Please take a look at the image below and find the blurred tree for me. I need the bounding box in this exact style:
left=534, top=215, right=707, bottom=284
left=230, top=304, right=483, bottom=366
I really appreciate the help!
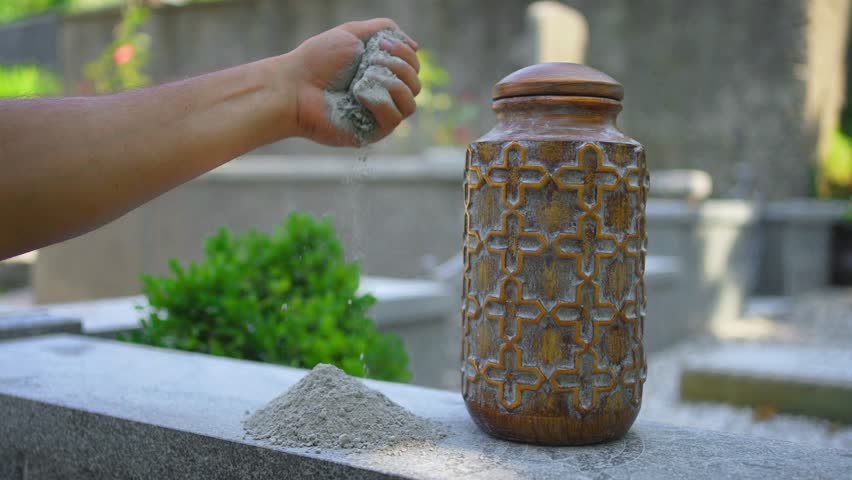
left=818, top=130, right=852, bottom=199
left=69, top=0, right=223, bottom=13
left=842, top=9, right=852, bottom=137
left=394, top=50, right=479, bottom=147
left=82, top=2, right=150, bottom=94
left=814, top=9, right=851, bottom=199
left=0, top=0, right=70, bottom=24
left=0, top=65, right=61, bottom=98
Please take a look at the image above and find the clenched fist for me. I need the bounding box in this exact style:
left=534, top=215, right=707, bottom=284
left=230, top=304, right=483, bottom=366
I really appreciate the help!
left=272, top=18, right=421, bottom=146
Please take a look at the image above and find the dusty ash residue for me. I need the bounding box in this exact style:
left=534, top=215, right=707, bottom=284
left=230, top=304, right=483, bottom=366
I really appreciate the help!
left=325, top=29, right=407, bottom=146
left=244, top=363, right=445, bottom=451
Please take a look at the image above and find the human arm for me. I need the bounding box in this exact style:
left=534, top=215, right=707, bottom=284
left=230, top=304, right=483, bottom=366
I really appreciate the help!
left=0, top=18, right=420, bottom=260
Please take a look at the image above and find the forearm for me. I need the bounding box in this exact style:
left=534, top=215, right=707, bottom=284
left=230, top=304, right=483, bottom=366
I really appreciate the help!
left=0, top=55, right=294, bottom=259
left=0, top=18, right=420, bottom=260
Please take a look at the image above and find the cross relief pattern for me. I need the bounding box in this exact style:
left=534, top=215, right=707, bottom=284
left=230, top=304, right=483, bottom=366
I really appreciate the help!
left=485, top=142, right=549, bottom=208
left=463, top=141, right=648, bottom=413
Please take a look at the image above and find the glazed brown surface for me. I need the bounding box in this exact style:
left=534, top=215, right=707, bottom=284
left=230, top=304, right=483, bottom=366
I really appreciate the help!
left=465, top=392, right=638, bottom=446
left=492, top=63, right=624, bottom=101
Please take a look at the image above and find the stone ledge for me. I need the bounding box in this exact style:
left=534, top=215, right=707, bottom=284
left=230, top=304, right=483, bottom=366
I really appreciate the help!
left=681, top=343, right=852, bottom=423
left=0, top=311, right=81, bottom=340
left=0, top=252, right=33, bottom=291
left=646, top=199, right=759, bottom=225
left=763, top=200, right=849, bottom=222
left=5, top=275, right=455, bottom=337
left=1, top=335, right=850, bottom=479
left=203, top=153, right=461, bottom=183
left=649, top=169, right=713, bottom=200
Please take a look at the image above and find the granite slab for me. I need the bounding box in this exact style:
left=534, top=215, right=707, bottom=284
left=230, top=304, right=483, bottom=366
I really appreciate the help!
left=0, top=311, right=81, bottom=340
left=681, top=343, right=852, bottom=423
left=1, top=335, right=850, bottom=479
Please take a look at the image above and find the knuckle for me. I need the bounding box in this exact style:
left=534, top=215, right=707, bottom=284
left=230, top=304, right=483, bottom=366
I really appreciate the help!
left=376, top=17, right=398, bottom=27
left=397, top=95, right=414, bottom=117
left=403, top=103, right=415, bottom=118
left=377, top=107, right=401, bottom=127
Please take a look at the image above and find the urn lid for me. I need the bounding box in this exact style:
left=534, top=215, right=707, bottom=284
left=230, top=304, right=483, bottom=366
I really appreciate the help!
left=492, top=63, right=624, bottom=101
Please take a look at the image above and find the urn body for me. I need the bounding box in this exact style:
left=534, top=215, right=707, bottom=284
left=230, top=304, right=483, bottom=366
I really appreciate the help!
left=462, top=63, right=649, bottom=445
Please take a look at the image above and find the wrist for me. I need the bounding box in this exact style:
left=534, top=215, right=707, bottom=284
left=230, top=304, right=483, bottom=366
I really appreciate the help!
left=253, top=52, right=303, bottom=141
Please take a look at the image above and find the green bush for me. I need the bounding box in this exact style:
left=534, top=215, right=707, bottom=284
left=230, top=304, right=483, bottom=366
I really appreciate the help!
left=0, top=65, right=62, bottom=98
left=125, top=213, right=411, bottom=382
left=0, top=0, right=69, bottom=24
left=817, top=130, right=852, bottom=199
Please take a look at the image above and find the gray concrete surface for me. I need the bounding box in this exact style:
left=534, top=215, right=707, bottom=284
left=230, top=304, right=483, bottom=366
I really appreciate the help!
left=642, top=339, right=852, bottom=450
left=0, top=311, right=80, bottom=341
left=2, top=335, right=851, bottom=479
left=630, top=256, right=683, bottom=352
left=757, top=200, right=850, bottom=296
left=647, top=290, right=852, bottom=442
left=711, top=289, right=852, bottom=347
left=645, top=199, right=760, bottom=336
left=650, top=170, right=713, bottom=201
left=0, top=252, right=34, bottom=292
left=681, top=343, right=852, bottom=423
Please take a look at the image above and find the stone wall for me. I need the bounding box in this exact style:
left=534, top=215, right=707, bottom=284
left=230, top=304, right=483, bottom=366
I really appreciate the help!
left=563, top=0, right=850, bottom=199
left=0, top=12, right=60, bottom=68
left=3, top=0, right=846, bottom=198
left=0, top=0, right=850, bottom=199
left=58, top=0, right=532, bottom=156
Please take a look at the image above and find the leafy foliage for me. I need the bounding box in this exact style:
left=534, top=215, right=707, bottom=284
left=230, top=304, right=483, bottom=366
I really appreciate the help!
left=0, top=0, right=69, bottom=24
left=817, top=130, right=852, bottom=199
left=394, top=49, right=480, bottom=147
left=68, top=0, right=223, bottom=14
left=0, top=65, right=61, bottom=98
left=125, top=213, right=411, bottom=382
left=82, top=3, right=150, bottom=94
left=842, top=204, right=852, bottom=224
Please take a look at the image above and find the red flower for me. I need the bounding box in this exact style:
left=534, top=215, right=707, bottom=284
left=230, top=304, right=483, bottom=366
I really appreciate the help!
left=113, top=44, right=135, bottom=66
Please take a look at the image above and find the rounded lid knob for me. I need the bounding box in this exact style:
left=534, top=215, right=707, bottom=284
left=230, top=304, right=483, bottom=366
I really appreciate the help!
left=492, top=63, right=624, bottom=101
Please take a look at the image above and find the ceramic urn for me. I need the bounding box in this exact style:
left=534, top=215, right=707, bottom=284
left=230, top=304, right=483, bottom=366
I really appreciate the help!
left=462, top=63, right=649, bottom=445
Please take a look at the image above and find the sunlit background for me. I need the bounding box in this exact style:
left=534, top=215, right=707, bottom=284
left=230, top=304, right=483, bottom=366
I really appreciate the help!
left=1, top=0, right=851, bottom=451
